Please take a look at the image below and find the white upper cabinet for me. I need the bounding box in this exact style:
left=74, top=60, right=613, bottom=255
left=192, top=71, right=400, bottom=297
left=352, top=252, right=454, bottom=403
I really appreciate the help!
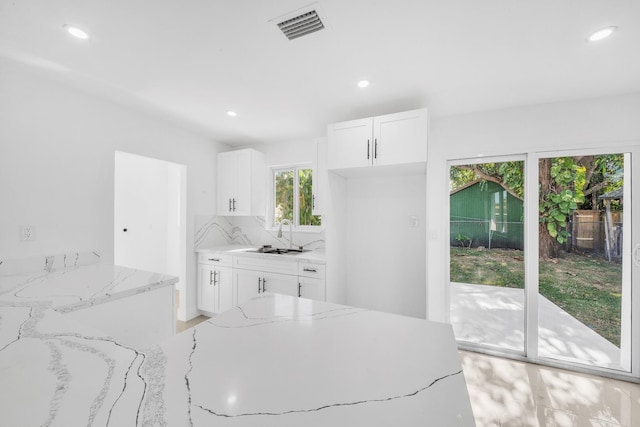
left=327, top=108, right=428, bottom=173
left=372, top=109, right=428, bottom=167
left=217, top=149, right=266, bottom=216
left=327, top=117, right=373, bottom=170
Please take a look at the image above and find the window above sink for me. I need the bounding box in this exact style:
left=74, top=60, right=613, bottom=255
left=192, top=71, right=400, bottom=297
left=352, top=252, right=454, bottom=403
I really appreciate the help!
left=267, top=163, right=322, bottom=232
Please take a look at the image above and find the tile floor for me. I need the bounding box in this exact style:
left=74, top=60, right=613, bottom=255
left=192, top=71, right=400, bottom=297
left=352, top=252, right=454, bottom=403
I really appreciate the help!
left=461, top=350, right=640, bottom=426
left=175, top=317, right=640, bottom=426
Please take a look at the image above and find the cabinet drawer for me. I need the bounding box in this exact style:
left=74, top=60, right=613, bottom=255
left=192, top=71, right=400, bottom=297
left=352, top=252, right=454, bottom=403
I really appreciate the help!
left=298, top=262, right=326, bottom=279
left=233, top=255, right=298, bottom=275
left=199, top=253, right=232, bottom=266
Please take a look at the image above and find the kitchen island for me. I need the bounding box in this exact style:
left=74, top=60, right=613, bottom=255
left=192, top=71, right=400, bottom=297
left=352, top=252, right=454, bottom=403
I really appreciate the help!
left=1, top=286, right=474, bottom=425
left=0, top=253, right=178, bottom=349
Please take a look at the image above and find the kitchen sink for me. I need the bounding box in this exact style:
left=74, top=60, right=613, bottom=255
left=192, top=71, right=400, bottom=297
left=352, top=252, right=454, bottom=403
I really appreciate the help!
left=246, top=245, right=309, bottom=255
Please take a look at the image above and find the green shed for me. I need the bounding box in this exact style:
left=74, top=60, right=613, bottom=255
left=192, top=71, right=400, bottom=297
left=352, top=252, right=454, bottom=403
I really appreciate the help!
left=450, top=180, right=524, bottom=250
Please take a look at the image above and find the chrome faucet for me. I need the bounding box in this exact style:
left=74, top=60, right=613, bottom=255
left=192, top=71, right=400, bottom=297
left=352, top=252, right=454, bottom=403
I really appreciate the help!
left=277, top=219, right=293, bottom=249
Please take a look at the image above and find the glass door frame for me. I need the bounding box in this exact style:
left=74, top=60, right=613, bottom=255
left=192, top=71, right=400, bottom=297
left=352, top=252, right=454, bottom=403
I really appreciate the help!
left=447, top=144, right=640, bottom=382
left=446, top=153, right=529, bottom=360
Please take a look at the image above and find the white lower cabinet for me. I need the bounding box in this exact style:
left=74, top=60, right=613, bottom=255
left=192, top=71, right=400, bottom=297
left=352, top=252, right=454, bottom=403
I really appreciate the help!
left=235, top=268, right=298, bottom=305
left=298, top=261, right=326, bottom=300
left=199, top=252, right=326, bottom=311
left=298, top=277, right=325, bottom=300
left=198, top=264, right=233, bottom=314
left=235, top=269, right=262, bottom=305
left=197, top=253, right=233, bottom=314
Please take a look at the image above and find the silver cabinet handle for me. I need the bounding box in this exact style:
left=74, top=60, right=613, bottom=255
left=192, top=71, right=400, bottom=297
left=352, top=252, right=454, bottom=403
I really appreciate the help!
left=232, top=198, right=236, bottom=211
left=208, top=258, right=221, bottom=262
left=209, top=270, right=214, bottom=286
left=258, top=277, right=262, bottom=293
left=228, top=198, right=232, bottom=212
left=298, top=282, right=302, bottom=298
left=303, top=268, right=317, bottom=273
left=262, top=278, right=266, bottom=292
left=374, top=138, right=378, bottom=159
left=213, top=270, right=218, bottom=286
left=367, top=139, right=370, bottom=159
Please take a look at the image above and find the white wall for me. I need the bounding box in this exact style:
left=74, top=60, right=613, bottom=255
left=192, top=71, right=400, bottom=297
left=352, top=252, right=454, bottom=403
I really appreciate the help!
left=427, top=92, right=640, bottom=322
left=325, top=172, right=347, bottom=304
left=345, top=174, right=426, bottom=318
left=0, top=60, right=227, bottom=320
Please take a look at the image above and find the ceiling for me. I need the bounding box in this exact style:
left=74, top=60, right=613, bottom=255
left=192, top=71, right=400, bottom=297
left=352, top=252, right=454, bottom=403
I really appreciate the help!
left=1, top=1, right=639, bottom=146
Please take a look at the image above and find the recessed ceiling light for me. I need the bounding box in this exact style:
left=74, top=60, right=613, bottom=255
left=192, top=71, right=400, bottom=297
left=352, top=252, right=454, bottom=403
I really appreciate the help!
left=226, top=110, right=238, bottom=117
left=588, top=26, right=617, bottom=42
left=63, top=24, right=89, bottom=40
left=357, top=80, right=370, bottom=88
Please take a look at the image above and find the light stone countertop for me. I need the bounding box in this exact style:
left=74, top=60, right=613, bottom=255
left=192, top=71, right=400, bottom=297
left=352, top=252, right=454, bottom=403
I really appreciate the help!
left=0, top=292, right=474, bottom=426
left=196, top=245, right=326, bottom=264
left=0, top=262, right=178, bottom=314
left=0, top=260, right=178, bottom=426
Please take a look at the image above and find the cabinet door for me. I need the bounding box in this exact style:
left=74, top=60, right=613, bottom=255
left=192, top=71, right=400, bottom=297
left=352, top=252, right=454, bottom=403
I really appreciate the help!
left=217, top=266, right=233, bottom=313
left=233, top=149, right=252, bottom=216
left=198, top=265, right=217, bottom=312
left=327, top=117, right=373, bottom=170
left=235, top=269, right=262, bottom=306
left=299, top=277, right=326, bottom=301
left=217, top=152, right=236, bottom=215
left=372, top=108, right=428, bottom=167
left=262, top=271, right=298, bottom=298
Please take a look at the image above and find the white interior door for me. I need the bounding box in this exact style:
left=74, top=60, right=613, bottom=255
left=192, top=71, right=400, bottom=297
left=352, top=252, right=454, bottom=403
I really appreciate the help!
left=114, top=151, right=187, bottom=319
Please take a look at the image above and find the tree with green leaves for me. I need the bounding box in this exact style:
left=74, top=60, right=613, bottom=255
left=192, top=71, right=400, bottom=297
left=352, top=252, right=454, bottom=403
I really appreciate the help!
left=451, top=154, right=623, bottom=259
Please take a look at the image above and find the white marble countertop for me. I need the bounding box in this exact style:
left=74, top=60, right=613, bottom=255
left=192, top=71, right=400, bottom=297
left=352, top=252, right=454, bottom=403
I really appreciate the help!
left=0, top=293, right=474, bottom=427
left=196, top=245, right=326, bottom=263
left=0, top=293, right=474, bottom=426
left=0, top=263, right=178, bottom=314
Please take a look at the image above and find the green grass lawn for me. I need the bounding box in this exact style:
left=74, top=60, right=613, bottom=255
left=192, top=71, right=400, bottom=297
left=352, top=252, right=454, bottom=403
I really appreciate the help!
left=450, top=247, right=622, bottom=346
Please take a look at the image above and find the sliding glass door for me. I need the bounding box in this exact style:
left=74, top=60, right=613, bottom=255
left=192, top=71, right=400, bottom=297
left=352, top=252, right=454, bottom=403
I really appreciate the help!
left=534, top=151, right=632, bottom=371
left=449, top=157, right=526, bottom=354
left=449, top=147, right=638, bottom=377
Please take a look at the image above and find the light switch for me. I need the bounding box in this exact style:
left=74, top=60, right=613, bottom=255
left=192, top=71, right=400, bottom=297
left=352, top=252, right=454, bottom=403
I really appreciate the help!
left=409, top=215, right=419, bottom=227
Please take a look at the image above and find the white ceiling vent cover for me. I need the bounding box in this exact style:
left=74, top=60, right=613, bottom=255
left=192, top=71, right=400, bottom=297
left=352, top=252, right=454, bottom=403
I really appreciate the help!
left=277, top=10, right=325, bottom=40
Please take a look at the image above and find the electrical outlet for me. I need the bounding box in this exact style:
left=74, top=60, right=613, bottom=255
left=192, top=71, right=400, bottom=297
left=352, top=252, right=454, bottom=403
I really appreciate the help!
left=409, top=215, right=419, bottom=227
left=20, top=225, right=36, bottom=241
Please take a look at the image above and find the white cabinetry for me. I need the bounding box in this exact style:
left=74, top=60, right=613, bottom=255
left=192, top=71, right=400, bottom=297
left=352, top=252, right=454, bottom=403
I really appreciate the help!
left=235, top=269, right=262, bottom=305
left=233, top=256, right=299, bottom=305
left=217, top=149, right=266, bottom=216
left=197, top=253, right=233, bottom=314
left=327, top=108, right=428, bottom=172
left=298, top=261, right=326, bottom=300
left=236, top=269, right=299, bottom=305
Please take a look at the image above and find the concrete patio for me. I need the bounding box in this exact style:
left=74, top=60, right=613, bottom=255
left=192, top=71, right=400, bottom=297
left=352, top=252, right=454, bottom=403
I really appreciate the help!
left=450, top=282, right=622, bottom=370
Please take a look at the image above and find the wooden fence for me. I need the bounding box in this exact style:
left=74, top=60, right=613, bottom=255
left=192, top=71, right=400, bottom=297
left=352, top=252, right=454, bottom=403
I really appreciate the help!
left=571, top=209, right=622, bottom=258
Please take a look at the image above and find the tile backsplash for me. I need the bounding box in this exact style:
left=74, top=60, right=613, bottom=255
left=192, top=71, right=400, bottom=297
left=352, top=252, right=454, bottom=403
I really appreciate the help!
left=195, top=215, right=325, bottom=251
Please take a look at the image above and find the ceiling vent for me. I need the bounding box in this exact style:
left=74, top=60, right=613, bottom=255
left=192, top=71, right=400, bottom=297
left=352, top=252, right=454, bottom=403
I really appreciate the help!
left=277, top=10, right=325, bottom=40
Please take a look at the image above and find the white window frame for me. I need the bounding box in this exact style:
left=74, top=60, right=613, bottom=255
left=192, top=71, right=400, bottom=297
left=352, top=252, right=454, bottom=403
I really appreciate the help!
left=266, top=163, right=323, bottom=232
